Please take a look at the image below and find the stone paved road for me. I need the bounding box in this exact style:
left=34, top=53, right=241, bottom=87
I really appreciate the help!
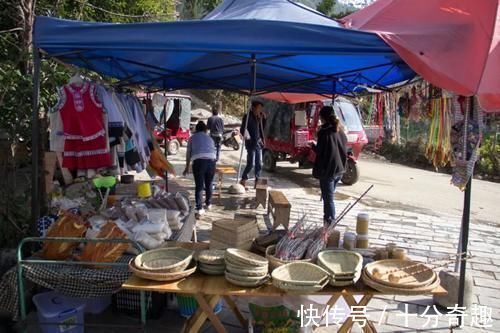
left=168, top=146, right=500, bottom=333
left=74, top=146, right=499, bottom=333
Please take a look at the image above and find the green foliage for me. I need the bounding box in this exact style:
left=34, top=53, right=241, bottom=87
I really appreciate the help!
left=477, top=134, right=500, bottom=178
left=316, top=0, right=336, bottom=16
left=181, top=0, right=222, bottom=19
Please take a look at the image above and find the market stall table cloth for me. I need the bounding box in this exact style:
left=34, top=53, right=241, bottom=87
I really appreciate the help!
left=122, top=273, right=447, bottom=333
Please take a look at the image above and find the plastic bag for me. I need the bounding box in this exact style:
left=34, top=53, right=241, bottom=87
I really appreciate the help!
left=132, top=222, right=165, bottom=234
left=40, top=211, right=88, bottom=260
left=77, top=222, right=129, bottom=266
left=134, top=231, right=162, bottom=250
left=148, top=208, right=167, bottom=224
left=175, top=192, right=190, bottom=212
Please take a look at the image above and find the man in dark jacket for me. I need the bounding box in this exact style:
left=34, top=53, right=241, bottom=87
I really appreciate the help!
left=239, top=101, right=265, bottom=189
left=312, top=106, right=348, bottom=224
left=207, top=104, right=224, bottom=161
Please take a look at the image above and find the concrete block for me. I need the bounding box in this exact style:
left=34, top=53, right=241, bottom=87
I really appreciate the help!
left=434, top=271, right=474, bottom=309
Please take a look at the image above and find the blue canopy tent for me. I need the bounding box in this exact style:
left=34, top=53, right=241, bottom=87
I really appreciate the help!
left=30, top=0, right=416, bottom=224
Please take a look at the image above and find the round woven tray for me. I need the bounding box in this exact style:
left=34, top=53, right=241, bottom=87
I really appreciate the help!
left=364, top=259, right=436, bottom=288
left=134, top=247, right=194, bottom=273
left=199, top=265, right=225, bottom=275
left=225, top=271, right=268, bottom=282
left=226, top=262, right=269, bottom=277
left=225, top=248, right=268, bottom=267
left=272, top=277, right=328, bottom=293
left=265, top=245, right=313, bottom=272
left=129, top=259, right=197, bottom=282
left=362, top=269, right=440, bottom=295
left=196, top=249, right=226, bottom=265
left=225, top=255, right=268, bottom=271
left=272, top=262, right=330, bottom=287
left=225, top=274, right=269, bottom=287
left=317, top=250, right=363, bottom=276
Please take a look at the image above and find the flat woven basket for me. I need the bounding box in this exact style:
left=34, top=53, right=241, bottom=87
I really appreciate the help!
left=134, top=247, right=194, bottom=273
left=271, top=262, right=330, bottom=287
left=362, top=269, right=441, bottom=295
left=265, top=245, right=312, bottom=272
left=129, top=259, right=197, bottom=282
left=225, top=274, right=269, bottom=288
left=225, top=271, right=268, bottom=282
left=225, top=248, right=268, bottom=267
left=226, top=262, right=269, bottom=277
left=199, top=264, right=226, bottom=275
left=317, top=250, right=363, bottom=276
left=196, top=249, right=226, bottom=265
left=364, top=259, right=436, bottom=288
left=272, top=278, right=328, bottom=293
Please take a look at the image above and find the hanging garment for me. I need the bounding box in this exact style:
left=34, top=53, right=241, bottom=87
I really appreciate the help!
left=48, top=103, right=64, bottom=152
left=97, top=85, right=124, bottom=139
left=55, top=83, right=112, bottom=170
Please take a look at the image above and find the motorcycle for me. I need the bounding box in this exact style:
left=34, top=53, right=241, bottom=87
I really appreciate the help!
left=341, top=148, right=359, bottom=185
left=222, top=129, right=241, bottom=150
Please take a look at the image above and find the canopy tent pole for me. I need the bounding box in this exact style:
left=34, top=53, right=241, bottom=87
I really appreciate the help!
left=457, top=96, right=474, bottom=326
left=236, top=55, right=257, bottom=183
left=31, top=50, right=42, bottom=224
left=162, top=93, right=169, bottom=192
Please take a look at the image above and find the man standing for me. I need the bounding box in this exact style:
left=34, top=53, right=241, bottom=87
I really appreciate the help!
left=240, top=101, right=266, bottom=189
left=207, top=104, right=224, bottom=162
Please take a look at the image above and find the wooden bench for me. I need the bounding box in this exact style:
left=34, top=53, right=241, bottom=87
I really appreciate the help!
left=255, top=184, right=268, bottom=209
left=267, top=190, right=291, bottom=230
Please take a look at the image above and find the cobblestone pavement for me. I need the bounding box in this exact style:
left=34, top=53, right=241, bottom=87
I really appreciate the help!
left=167, top=147, right=500, bottom=333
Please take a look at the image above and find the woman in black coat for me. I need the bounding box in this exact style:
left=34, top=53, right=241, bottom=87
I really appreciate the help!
left=311, top=106, right=348, bottom=225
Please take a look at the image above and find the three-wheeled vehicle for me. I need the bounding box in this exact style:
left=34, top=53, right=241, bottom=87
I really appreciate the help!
left=262, top=95, right=368, bottom=185
left=151, top=94, right=192, bottom=155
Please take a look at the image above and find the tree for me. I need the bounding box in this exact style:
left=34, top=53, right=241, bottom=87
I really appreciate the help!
left=0, top=0, right=177, bottom=246
left=316, top=0, right=336, bottom=17
left=180, top=0, right=222, bottom=19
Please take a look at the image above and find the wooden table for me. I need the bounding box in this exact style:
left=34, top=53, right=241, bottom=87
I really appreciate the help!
left=122, top=273, right=447, bottom=333
left=215, top=165, right=237, bottom=202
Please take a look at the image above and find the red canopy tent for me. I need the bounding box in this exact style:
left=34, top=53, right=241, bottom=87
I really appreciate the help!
left=342, top=0, right=500, bottom=112
left=260, top=92, right=331, bottom=104
left=341, top=0, right=500, bottom=319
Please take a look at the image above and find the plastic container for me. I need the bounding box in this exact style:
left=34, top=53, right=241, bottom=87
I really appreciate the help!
left=176, top=294, right=223, bottom=318
left=356, top=213, right=370, bottom=234
left=356, top=234, right=370, bottom=249
left=32, top=291, right=86, bottom=333
left=137, top=182, right=152, bottom=198
left=84, top=295, right=111, bottom=314
left=343, top=232, right=356, bottom=250
left=392, top=248, right=408, bottom=260
left=386, top=243, right=397, bottom=258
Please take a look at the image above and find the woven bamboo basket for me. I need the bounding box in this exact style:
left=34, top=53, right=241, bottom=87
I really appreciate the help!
left=196, top=249, right=226, bottom=265
left=272, top=277, right=329, bottom=293
left=129, top=259, right=197, bottom=282
left=225, top=271, right=268, bottom=282
left=317, top=250, right=363, bottom=276
left=271, top=262, right=330, bottom=287
left=199, top=263, right=226, bottom=275
left=226, top=262, right=269, bottom=277
left=225, top=274, right=269, bottom=287
left=225, top=249, right=268, bottom=267
left=210, top=219, right=258, bottom=249
left=364, top=259, right=436, bottom=288
left=361, top=269, right=441, bottom=295
left=134, top=247, right=194, bottom=273
left=265, top=245, right=313, bottom=272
